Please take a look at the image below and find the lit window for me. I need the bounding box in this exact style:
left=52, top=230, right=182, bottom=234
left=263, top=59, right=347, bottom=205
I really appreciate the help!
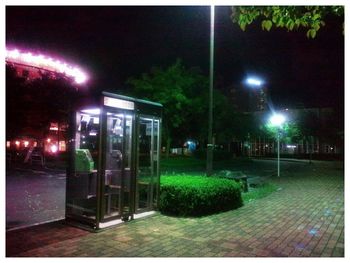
left=59, top=141, right=66, bottom=151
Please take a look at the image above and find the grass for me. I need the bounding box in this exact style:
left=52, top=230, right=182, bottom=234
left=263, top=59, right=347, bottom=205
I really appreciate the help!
left=160, top=155, right=254, bottom=173
left=242, top=183, right=278, bottom=203
left=161, top=156, right=206, bottom=172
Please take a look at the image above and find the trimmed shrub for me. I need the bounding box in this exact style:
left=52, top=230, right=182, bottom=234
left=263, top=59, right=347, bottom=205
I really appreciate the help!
left=159, top=175, right=243, bottom=216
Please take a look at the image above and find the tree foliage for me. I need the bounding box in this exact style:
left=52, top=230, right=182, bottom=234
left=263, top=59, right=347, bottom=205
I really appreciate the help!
left=126, top=59, right=239, bottom=153
left=6, top=65, right=76, bottom=140
left=126, top=59, right=208, bottom=154
left=231, top=6, right=344, bottom=38
left=262, top=121, right=301, bottom=144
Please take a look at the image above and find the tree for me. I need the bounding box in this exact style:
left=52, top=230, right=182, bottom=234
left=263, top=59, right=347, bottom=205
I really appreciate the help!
left=231, top=6, right=344, bottom=38
left=262, top=121, right=301, bottom=145
left=6, top=65, right=78, bottom=143
left=126, top=59, right=208, bottom=157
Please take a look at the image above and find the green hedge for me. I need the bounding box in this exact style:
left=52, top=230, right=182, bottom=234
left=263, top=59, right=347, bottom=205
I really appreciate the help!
left=159, top=175, right=243, bottom=216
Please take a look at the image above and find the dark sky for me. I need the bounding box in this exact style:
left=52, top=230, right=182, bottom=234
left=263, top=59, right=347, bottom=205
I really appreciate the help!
left=6, top=6, right=344, bottom=109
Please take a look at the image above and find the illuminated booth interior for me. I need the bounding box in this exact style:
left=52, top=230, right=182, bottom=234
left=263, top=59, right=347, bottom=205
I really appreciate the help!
left=66, top=92, right=162, bottom=230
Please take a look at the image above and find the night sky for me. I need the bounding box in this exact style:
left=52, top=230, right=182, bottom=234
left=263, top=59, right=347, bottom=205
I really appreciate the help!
left=6, top=6, right=344, bottom=109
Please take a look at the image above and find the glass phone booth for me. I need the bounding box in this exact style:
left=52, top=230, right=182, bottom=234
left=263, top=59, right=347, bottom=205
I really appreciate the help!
left=66, top=92, right=162, bottom=230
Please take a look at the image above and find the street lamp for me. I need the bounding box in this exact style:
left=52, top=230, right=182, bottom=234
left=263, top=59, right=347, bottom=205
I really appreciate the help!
left=245, top=76, right=264, bottom=88
left=269, top=113, right=286, bottom=177
left=206, top=5, right=215, bottom=176
left=244, top=76, right=264, bottom=157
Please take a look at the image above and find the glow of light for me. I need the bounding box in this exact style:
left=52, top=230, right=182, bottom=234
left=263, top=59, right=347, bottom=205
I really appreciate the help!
left=47, top=138, right=51, bottom=143
left=50, top=144, right=58, bottom=153
left=89, top=132, right=97, bottom=136
left=245, top=77, right=263, bottom=87
left=308, top=228, right=318, bottom=236
left=286, top=145, right=297, bottom=149
left=269, top=113, right=286, bottom=127
left=7, top=49, right=20, bottom=59
left=15, top=141, right=20, bottom=146
left=93, top=117, right=99, bottom=124
left=6, top=141, right=11, bottom=148
left=50, top=127, right=59, bottom=131
left=59, top=141, right=66, bottom=151
left=23, top=141, right=29, bottom=147
left=81, top=108, right=100, bottom=115
left=6, top=47, right=88, bottom=84
left=104, top=96, right=135, bottom=110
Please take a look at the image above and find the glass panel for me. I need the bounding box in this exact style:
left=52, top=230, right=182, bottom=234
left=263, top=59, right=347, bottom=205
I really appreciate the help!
left=66, top=110, right=99, bottom=220
left=137, top=117, right=153, bottom=211
left=122, top=115, right=133, bottom=215
left=104, top=113, right=124, bottom=218
left=104, top=113, right=133, bottom=218
left=152, top=119, right=159, bottom=207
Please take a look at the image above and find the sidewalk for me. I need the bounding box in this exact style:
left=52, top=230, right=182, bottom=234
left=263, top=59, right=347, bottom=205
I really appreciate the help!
left=6, top=164, right=344, bottom=257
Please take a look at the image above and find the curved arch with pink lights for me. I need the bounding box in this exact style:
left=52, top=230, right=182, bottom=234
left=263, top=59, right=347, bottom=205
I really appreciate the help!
left=6, top=47, right=88, bottom=84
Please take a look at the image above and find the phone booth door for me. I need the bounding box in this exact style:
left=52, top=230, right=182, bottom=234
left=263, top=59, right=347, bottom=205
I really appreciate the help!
left=101, top=111, right=133, bottom=221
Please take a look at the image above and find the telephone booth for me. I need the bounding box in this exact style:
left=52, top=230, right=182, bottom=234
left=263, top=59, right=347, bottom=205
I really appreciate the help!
left=66, top=92, right=162, bottom=230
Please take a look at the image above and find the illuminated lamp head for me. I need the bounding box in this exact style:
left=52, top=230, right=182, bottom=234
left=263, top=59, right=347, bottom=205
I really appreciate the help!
left=244, top=76, right=264, bottom=88
left=269, top=113, right=286, bottom=127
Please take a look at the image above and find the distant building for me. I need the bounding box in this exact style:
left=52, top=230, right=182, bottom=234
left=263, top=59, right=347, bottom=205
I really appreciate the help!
left=244, top=107, right=344, bottom=157
left=249, top=87, right=268, bottom=112
left=229, top=83, right=268, bottom=112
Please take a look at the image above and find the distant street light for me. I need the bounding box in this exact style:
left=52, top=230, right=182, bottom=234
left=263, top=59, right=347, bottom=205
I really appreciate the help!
left=244, top=75, right=265, bottom=157
left=270, top=114, right=286, bottom=127
left=269, top=113, right=286, bottom=177
left=245, top=76, right=264, bottom=88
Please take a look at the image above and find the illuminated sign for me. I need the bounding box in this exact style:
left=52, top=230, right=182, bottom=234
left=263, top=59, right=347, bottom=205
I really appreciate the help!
left=103, top=97, right=134, bottom=110
left=6, top=47, right=88, bottom=84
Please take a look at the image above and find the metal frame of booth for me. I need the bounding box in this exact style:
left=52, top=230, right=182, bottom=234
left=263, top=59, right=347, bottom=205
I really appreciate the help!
left=65, top=92, right=162, bottom=230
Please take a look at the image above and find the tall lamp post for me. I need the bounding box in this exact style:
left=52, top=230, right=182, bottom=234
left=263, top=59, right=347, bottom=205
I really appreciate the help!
left=269, top=113, right=286, bottom=177
left=244, top=76, right=264, bottom=157
left=207, top=5, right=215, bottom=176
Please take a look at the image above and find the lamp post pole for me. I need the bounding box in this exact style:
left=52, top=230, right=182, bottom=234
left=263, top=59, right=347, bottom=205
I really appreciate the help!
left=277, top=129, right=280, bottom=177
left=207, top=5, right=215, bottom=176
left=269, top=113, right=286, bottom=178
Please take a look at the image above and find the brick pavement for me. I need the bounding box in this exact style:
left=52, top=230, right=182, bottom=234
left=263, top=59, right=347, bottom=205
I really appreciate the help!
left=6, top=163, right=344, bottom=257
